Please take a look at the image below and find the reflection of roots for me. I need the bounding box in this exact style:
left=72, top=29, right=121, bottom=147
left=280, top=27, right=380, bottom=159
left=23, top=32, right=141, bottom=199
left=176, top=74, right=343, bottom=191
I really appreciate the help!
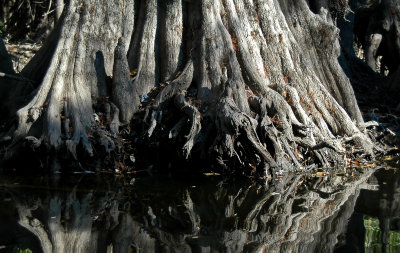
left=15, top=195, right=99, bottom=253
left=106, top=169, right=374, bottom=252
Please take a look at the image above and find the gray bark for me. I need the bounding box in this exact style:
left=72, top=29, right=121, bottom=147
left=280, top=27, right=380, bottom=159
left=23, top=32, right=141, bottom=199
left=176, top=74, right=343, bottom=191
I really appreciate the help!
left=55, top=0, right=64, bottom=25
left=1, top=0, right=374, bottom=174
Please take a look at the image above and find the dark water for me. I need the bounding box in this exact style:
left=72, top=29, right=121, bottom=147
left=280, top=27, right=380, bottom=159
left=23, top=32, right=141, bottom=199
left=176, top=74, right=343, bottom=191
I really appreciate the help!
left=334, top=168, right=400, bottom=253
left=0, top=167, right=399, bottom=253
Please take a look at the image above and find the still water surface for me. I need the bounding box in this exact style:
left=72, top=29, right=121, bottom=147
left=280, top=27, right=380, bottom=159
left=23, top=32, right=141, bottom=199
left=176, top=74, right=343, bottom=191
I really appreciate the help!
left=0, top=167, right=399, bottom=253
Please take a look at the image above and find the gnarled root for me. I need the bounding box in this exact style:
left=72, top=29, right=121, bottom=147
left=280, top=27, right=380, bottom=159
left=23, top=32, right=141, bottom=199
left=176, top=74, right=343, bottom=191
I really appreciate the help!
left=214, top=84, right=277, bottom=175
left=174, top=92, right=202, bottom=159
left=145, top=60, right=194, bottom=138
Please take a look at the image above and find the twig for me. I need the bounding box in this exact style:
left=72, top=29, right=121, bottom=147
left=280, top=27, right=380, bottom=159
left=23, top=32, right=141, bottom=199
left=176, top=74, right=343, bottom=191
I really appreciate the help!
left=0, top=71, right=37, bottom=83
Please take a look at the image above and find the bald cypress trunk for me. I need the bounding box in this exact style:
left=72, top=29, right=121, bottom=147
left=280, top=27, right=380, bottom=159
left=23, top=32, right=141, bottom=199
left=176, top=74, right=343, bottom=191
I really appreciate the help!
left=0, top=0, right=374, bottom=174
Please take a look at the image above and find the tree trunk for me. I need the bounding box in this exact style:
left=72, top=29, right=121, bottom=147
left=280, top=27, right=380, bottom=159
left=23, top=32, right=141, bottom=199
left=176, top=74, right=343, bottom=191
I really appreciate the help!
left=352, top=0, right=400, bottom=108
left=0, top=0, right=374, bottom=174
left=354, top=0, right=400, bottom=75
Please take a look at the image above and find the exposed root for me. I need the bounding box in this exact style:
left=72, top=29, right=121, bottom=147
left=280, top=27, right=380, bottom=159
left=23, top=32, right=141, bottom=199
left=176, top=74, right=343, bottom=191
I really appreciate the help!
left=169, top=118, right=186, bottom=140
left=146, top=60, right=194, bottom=138
left=93, top=128, right=116, bottom=154
left=146, top=108, right=160, bottom=138
left=108, top=102, right=120, bottom=135
left=174, top=92, right=201, bottom=159
left=153, top=60, right=194, bottom=107
left=130, top=0, right=159, bottom=97
left=112, top=38, right=140, bottom=123
left=249, top=95, right=301, bottom=171
left=215, top=84, right=278, bottom=173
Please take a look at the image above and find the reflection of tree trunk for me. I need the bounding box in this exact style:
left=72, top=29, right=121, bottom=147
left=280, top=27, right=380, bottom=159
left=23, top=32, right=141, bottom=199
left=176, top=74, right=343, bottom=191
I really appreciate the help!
left=113, top=170, right=374, bottom=252
left=16, top=203, right=53, bottom=253
left=14, top=193, right=112, bottom=253
left=2, top=168, right=375, bottom=252
left=301, top=193, right=360, bottom=253
left=152, top=171, right=373, bottom=252
left=2, top=175, right=121, bottom=252
left=354, top=169, right=400, bottom=251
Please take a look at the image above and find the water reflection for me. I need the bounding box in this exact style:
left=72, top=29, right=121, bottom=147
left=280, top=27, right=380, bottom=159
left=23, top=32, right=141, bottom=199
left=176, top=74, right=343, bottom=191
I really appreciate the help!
left=0, top=168, right=379, bottom=253
left=335, top=168, right=400, bottom=253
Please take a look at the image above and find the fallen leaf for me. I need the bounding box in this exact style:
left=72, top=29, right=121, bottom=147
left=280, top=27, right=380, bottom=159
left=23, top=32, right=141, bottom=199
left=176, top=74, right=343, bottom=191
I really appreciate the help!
left=130, top=69, right=138, bottom=76
left=203, top=172, right=221, bottom=176
left=119, top=162, right=125, bottom=171
left=351, top=157, right=361, bottom=166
